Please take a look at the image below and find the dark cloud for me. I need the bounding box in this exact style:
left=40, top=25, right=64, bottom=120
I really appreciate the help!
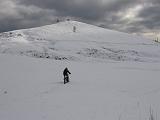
left=17, top=0, right=106, bottom=20
left=18, top=0, right=140, bottom=20
left=0, top=0, right=57, bottom=32
left=125, top=3, right=160, bottom=34
left=146, top=0, right=160, bottom=5
left=0, top=0, right=160, bottom=38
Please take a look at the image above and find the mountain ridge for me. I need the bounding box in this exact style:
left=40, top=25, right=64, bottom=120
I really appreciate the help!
left=0, top=20, right=149, bottom=42
left=0, top=20, right=159, bottom=63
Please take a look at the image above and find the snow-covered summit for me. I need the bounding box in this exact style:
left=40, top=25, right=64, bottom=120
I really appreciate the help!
left=0, top=21, right=160, bottom=120
left=0, top=20, right=159, bottom=62
left=0, top=20, right=150, bottom=42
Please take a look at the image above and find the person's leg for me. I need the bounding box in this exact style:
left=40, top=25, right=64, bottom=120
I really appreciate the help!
left=66, top=75, right=69, bottom=83
left=64, top=75, right=66, bottom=84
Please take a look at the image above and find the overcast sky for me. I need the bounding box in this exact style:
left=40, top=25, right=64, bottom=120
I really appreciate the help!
left=0, top=0, right=160, bottom=38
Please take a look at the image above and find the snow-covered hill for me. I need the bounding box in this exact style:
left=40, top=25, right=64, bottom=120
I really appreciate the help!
left=0, top=20, right=160, bottom=62
left=0, top=21, right=160, bottom=120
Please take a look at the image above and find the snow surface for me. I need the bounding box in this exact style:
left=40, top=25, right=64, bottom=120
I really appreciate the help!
left=0, top=20, right=160, bottom=62
left=0, top=21, right=160, bottom=120
left=0, top=54, right=160, bottom=120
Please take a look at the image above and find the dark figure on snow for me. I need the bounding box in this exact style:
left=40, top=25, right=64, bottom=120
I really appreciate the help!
left=63, top=67, right=71, bottom=84
left=73, top=26, right=76, bottom=32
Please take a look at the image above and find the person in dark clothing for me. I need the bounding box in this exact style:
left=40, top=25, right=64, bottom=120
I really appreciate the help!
left=63, top=67, right=71, bottom=84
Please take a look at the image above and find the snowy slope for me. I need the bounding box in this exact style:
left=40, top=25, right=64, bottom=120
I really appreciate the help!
left=0, top=20, right=160, bottom=62
left=0, top=21, right=160, bottom=120
left=0, top=54, right=160, bottom=120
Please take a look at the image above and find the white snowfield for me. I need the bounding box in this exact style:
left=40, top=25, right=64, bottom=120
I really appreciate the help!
left=0, top=21, right=160, bottom=120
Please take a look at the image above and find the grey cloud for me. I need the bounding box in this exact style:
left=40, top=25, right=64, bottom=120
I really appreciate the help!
left=0, top=0, right=160, bottom=39
left=18, top=0, right=141, bottom=20
left=17, top=0, right=106, bottom=20
left=99, top=0, right=160, bottom=36
left=136, top=5, right=160, bottom=30
left=146, top=0, right=160, bottom=5
left=0, top=0, right=58, bottom=32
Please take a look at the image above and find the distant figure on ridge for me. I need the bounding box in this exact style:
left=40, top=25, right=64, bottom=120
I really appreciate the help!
left=63, top=67, right=71, bottom=84
left=73, top=26, right=76, bottom=32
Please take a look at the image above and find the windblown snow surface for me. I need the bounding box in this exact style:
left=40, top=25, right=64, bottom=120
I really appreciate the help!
left=0, top=21, right=160, bottom=120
